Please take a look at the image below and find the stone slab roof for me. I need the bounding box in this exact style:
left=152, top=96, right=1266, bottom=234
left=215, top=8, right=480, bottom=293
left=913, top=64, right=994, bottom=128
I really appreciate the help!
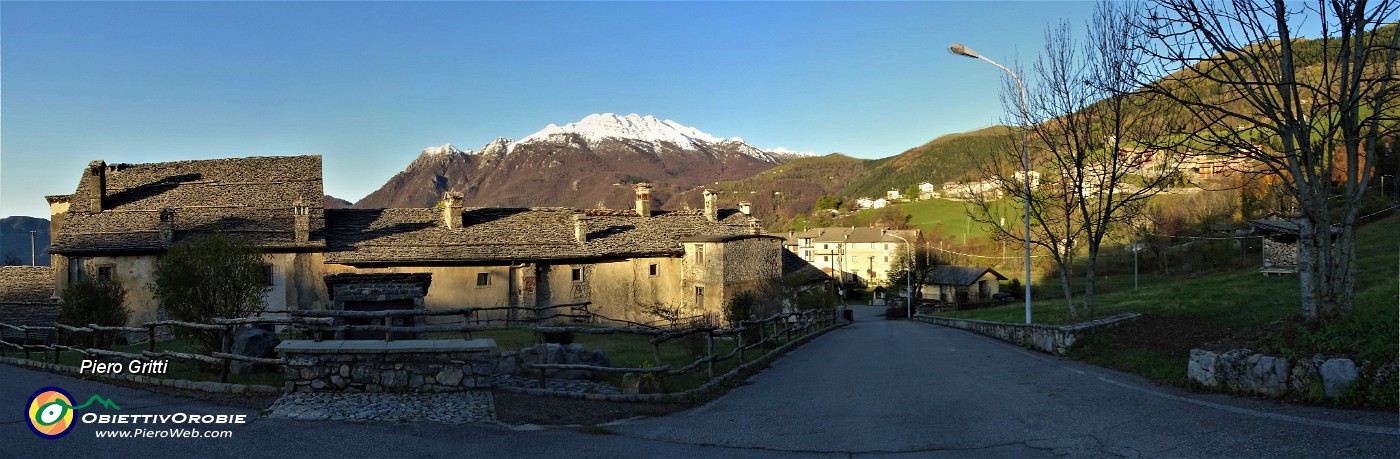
left=0, top=267, right=58, bottom=340
left=924, top=265, right=1006, bottom=286
left=51, top=156, right=326, bottom=255
left=0, top=267, right=56, bottom=304
left=324, top=207, right=752, bottom=265
left=781, top=250, right=831, bottom=283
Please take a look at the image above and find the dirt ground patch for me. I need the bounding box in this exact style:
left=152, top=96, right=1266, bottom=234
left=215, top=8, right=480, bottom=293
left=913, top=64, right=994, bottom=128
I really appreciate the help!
left=491, top=391, right=689, bottom=426
left=1100, top=313, right=1235, bottom=356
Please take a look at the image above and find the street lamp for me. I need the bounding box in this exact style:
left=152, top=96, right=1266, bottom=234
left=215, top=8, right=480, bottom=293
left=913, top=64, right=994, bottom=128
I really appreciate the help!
left=886, top=233, right=914, bottom=318
left=949, top=42, right=1033, bottom=324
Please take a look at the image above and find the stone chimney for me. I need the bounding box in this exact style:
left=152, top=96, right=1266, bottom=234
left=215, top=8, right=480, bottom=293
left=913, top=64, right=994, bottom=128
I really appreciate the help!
left=572, top=214, right=588, bottom=244
left=738, top=201, right=752, bottom=217
left=86, top=160, right=106, bottom=213
left=159, top=208, right=175, bottom=244
left=45, top=195, right=72, bottom=238
left=702, top=189, right=718, bottom=222
left=633, top=183, right=653, bottom=218
left=292, top=198, right=310, bottom=243
left=748, top=217, right=762, bottom=235
left=442, top=191, right=464, bottom=229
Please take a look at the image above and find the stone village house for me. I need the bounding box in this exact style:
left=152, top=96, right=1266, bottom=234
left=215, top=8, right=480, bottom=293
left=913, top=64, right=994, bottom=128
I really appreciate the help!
left=43, top=155, right=806, bottom=329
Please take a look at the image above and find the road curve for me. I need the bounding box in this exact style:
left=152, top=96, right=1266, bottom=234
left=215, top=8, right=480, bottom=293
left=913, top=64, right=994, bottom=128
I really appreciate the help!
left=612, top=305, right=1400, bottom=457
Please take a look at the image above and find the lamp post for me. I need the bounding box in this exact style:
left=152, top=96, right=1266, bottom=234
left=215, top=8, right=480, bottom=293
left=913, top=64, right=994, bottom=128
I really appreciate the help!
left=949, top=42, right=1033, bottom=324
left=30, top=231, right=37, bottom=266
left=886, top=233, right=914, bottom=318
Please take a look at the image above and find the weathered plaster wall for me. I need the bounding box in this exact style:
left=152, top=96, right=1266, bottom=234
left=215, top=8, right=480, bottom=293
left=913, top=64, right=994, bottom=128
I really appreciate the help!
left=587, top=257, right=684, bottom=323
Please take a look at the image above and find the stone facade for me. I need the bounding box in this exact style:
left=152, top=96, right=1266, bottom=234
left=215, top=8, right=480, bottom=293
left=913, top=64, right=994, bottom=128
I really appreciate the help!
left=914, top=313, right=1140, bottom=355
left=1188, top=348, right=1397, bottom=401
left=681, top=235, right=785, bottom=318
left=278, top=339, right=496, bottom=393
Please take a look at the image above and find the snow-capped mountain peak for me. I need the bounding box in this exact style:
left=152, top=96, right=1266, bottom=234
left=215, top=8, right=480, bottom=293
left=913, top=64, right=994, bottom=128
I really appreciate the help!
left=520, top=113, right=723, bottom=147
left=511, top=113, right=816, bottom=163
left=421, top=144, right=465, bottom=156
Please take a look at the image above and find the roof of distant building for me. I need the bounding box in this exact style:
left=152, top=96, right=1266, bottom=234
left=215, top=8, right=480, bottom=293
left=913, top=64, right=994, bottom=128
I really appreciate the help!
left=0, top=266, right=56, bottom=304
left=781, top=250, right=831, bottom=282
left=783, top=227, right=921, bottom=245
left=924, top=265, right=1007, bottom=286
left=0, top=266, right=58, bottom=340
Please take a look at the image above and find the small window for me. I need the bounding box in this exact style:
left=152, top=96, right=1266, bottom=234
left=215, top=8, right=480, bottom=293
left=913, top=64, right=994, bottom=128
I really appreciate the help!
left=96, top=266, right=114, bottom=281
left=695, top=245, right=704, bottom=264
left=884, top=256, right=890, bottom=262
left=823, top=255, right=829, bottom=262
left=823, top=244, right=829, bottom=250
left=884, top=244, right=890, bottom=250
left=572, top=267, right=584, bottom=282
left=476, top=272, right=490, bottom=286
left=648, top=263, right=658, bottom=276
left=262, top=264, right=275, bottom=286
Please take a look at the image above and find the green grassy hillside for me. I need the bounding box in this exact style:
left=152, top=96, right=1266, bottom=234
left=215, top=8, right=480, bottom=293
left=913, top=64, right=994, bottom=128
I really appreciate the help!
left=841, top=126, right=1013, bottom=199
left=939, top=213, right=1400, bottom=407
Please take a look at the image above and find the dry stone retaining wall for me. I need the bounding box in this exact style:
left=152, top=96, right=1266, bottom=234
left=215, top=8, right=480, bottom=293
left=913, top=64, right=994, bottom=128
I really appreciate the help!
left=913, top=313, right=1140, bottom=355
left=1188, top=348, right=1397, bottom=401
left=279, top=339, right=495, bottom=393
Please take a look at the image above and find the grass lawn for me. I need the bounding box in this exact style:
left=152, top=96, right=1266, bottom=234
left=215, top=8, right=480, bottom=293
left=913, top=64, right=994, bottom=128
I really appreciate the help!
left=458, top=325, right=812, bottom=393
left=934, top=214, right=1400, bottom=407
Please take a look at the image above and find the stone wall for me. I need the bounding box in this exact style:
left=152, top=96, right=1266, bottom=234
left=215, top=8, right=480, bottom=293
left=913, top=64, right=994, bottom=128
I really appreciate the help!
left=1188, top=348, right=1397, bottom=401
left=279, top=339, right=496, bottom=393
left=914, top=313, right=1140, bottom=355
left=722, top=237, right=782, bottom=283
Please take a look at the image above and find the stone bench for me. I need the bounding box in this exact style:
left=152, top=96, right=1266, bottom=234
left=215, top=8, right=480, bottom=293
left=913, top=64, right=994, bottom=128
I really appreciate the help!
left=277, top=339, right=497, bottom=393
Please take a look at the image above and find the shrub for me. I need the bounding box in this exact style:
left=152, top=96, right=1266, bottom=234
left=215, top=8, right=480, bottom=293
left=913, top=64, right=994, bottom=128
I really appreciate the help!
left=58, top=277, right=130, bottom=348
left=725, top=291, right=759, bottom=325
left=151, top=234, right=269, bottom=353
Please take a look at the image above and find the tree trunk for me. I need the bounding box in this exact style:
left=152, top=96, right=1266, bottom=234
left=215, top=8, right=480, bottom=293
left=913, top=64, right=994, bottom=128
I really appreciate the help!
left=1082, top=244, right=1099, bottom=318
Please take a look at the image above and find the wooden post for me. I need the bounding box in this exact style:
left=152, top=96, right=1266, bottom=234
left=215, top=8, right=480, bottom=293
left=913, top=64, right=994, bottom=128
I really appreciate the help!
left=651, top=341, right=661, bottom=366
left=220, top=324, right=232, bottom=384
left=705, top=330, right=714, bottom=379
left=736, top=327, right=745, bottom=363
left=461, top=313, right=472, bottom=340
left=52, top=328, right=60, bottom=364
left=383, top=315, right=393, bottom=342
left=538, top=366, right=547, bottom=389
left=24, top=328, right=31, bottom=360
left=148, top=325, right=157, bottom=352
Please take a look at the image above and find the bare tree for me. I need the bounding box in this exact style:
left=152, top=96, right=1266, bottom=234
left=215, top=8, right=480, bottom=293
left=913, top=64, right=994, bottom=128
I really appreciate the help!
left=1136, top=0, right=1399, bottom=319
left=968, top=0, right=1183, bottom=318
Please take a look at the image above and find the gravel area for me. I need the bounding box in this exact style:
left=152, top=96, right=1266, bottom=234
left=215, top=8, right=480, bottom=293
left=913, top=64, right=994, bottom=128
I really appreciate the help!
left=266, top=391, right=496, bottom=424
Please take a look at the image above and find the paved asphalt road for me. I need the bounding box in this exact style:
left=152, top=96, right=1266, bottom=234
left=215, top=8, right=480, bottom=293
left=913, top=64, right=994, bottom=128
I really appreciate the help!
left=2, top=305, right=1397, bottom=458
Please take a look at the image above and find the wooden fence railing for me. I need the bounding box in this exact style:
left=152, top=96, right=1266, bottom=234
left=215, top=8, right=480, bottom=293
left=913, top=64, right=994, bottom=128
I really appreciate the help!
left=1, top=303, right=839, bottom=391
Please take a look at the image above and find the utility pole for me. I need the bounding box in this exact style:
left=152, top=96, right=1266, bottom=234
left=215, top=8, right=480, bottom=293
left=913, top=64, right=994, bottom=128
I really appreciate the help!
left=30, top=231, right=37, bottom=266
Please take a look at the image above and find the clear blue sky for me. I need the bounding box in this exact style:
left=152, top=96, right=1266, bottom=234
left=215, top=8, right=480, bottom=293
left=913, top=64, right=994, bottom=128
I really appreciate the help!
left=1, top=1, right=1096, bottom=219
